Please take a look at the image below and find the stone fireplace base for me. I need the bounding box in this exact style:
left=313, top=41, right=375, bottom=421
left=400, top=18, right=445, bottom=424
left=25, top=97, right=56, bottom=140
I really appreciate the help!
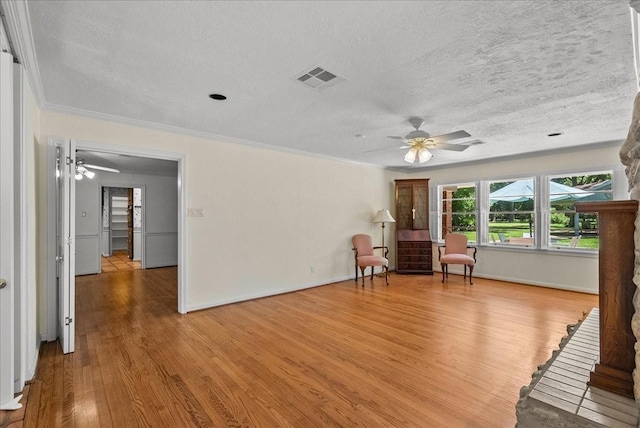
left=516, top=309, right=639, bottom=427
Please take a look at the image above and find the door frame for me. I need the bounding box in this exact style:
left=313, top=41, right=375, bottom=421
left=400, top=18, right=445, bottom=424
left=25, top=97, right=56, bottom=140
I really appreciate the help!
left=46, top=139, right=187, bottom=336
left=0, top=50, right=17, bottom=409
left=100, top=184, right=146, bottom=269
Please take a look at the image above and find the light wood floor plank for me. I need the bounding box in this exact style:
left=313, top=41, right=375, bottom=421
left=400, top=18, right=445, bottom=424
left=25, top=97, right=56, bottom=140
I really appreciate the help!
left=20, top=268, right=597, bottom=427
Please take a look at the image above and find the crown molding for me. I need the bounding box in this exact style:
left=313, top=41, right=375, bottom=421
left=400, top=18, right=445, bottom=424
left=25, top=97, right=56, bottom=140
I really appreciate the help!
left=1, top=0, right=45, bottom=107
left=41, top=102, right=390, bottom=171
left=407, top=139, right=624, bottom=173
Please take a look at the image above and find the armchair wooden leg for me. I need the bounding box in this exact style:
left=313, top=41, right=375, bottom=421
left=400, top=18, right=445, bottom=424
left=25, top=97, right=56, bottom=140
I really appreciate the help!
left=441, top=264, right=446, bottom=282
left=355, top=264, right=358, bottom=283
left=370, top=266, right=374, bottom=281
left=385, top=266, right=389, bottom=285
left=360, top=267, right=366, bottom=287
left=469, top=265, right=474, bottom=285
left=464, top=265, right=467, bottom=280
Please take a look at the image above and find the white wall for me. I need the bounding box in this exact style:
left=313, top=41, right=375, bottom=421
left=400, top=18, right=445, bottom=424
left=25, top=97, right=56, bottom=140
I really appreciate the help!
left=412, top=142, right=627, bottom=293
left=75, top=172, right=178, bottom=274
left=36, top=110, right=621, bottom=344
left=38, top=111, right=398, bottom=316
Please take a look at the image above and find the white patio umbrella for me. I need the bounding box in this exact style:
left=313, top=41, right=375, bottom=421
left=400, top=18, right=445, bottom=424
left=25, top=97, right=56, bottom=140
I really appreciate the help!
left=489, top=179, right=593, bottom=203
left=489, top=179, right=594, bottom=237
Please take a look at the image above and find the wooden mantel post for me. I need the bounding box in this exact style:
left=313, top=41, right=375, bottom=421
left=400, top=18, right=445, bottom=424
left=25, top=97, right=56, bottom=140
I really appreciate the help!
left=575, top=200, right=638, bottom=398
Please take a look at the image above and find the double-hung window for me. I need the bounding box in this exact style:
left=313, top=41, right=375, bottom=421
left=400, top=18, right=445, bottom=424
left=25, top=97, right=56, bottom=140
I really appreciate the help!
left=488, top=178, right=536, bottom=246
left=436, top=171, right=614, bottom=251
left=548, top=172, right=612, bottom=250
left=439, top=183, right=477, bottom=243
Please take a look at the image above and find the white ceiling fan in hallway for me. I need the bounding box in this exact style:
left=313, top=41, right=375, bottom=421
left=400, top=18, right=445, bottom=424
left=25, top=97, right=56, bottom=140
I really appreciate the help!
left=74, top=158, right=120, bottom=180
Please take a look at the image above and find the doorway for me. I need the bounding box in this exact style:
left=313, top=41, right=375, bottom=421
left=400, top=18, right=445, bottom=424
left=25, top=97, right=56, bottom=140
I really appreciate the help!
left=101, top=186, right=143, bottom=272
left=47, top=139, right=186, bottom=354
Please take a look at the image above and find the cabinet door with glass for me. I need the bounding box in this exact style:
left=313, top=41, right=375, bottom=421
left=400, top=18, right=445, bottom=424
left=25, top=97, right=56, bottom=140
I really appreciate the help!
left=395, top=179, right=429, bottom=230
left=395, top=179, right=433, bottom=274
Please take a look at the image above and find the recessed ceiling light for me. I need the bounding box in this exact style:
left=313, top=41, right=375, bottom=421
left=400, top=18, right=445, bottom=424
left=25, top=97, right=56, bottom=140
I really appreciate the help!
left=209, top=93, right=227, bottom=100
left=547, top=132, right=563, bottom=137
left=355, top=134, right=366, bottom=139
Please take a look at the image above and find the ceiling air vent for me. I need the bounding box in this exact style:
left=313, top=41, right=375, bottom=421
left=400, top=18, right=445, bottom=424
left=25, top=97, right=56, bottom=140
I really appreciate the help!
left=294, top=66, right=345, bottom=91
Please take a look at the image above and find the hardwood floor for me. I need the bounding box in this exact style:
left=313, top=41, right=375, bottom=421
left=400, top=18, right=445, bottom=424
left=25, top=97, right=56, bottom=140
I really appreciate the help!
left=100, top=250, right=141, bottom=272
left=9, top=270, right=597, bottom=427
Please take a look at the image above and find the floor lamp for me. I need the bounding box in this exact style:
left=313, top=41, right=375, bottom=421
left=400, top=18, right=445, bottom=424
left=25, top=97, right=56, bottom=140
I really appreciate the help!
left=373, top=208, right=395, bottom=256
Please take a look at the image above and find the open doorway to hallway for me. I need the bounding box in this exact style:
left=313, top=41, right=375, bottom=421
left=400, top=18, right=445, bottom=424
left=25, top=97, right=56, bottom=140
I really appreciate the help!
left=100, top=186, right=143, bottom=273
left=73, top=149, right=179, bottom=277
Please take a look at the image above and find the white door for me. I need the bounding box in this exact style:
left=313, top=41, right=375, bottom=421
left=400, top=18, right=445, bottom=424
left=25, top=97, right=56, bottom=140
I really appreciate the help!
left=57, top=140, right=76, bottom=354
left=0, top=51, right=20, bottom=409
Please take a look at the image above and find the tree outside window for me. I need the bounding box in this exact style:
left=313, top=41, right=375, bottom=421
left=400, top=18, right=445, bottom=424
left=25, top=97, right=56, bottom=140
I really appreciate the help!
left=549, top=172, right=612, bottom=249
left=441, top=183, right=476, bottom=242
left=488, top=179, right=535, bottom=245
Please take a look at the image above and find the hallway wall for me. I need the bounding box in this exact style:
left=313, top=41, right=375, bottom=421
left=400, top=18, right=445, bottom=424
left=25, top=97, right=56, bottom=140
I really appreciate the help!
left=75, top=170, right=178, bottom=274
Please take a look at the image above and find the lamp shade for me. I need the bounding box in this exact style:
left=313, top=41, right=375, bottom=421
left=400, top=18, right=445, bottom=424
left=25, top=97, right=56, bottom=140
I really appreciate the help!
left=373, top=209, right=395, bottom=223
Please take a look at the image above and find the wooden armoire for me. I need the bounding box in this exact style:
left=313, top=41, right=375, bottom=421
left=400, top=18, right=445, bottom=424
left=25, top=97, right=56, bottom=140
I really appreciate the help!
left=394, top=179, right=433, bottom=274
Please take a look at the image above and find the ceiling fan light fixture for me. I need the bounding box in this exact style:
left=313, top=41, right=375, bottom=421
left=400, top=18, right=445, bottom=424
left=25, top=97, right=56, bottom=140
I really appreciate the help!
left=75, top=171, right=83, bottom=180
left=83, top=169, right=96, bottom=179
left=417, top=147, right=433, bottom=163
left=404, top=148, right=418, bottom=163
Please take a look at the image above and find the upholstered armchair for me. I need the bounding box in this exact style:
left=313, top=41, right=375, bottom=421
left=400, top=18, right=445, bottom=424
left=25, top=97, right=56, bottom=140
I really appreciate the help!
left=352, top=234, right=389, bottom=286
left=438, top=233, right=477, bottom=285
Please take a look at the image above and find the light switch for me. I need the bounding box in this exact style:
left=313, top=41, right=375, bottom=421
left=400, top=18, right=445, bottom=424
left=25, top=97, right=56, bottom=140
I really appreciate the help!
left=188, top=208, right=205, bottom=217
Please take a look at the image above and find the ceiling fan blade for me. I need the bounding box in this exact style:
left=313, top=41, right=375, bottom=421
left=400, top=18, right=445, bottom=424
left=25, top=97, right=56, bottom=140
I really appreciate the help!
left=84, top=164, right=121, bottom=173
left=433, top=142, right=469, bottom=152
left=364, top=147, right=394, bottom=154
left=429, top=130, right=471, bottom=143
left=387, top=136, right=407, bottom=141
left=364, top=144, right=412, bottom=154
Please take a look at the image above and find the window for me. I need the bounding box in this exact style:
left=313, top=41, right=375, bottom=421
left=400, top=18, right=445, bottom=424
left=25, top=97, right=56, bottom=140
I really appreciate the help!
left=488, top=178, right=535, bottom=246
left=548, top=172, right=612, bottom=250
left=435, top=170, right=616, bottom=251
left=440, top=183, right=476, bottom=242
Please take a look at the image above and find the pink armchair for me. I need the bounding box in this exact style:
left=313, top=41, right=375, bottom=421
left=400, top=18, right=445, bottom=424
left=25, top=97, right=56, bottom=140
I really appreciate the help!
left=438, top=233, right=477, bottom=285
left=352, top=234, right=389, bottom=286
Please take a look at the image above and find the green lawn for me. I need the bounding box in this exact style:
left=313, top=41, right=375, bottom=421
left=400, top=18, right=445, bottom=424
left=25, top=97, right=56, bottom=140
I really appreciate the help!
left=451, top=222, right=599, bottom=248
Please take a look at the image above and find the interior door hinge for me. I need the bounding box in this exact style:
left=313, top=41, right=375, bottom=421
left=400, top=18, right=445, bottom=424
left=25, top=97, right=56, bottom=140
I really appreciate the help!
left=65, top=317, right=73, bottom=326
left=65, top=156, right=74, bottom=165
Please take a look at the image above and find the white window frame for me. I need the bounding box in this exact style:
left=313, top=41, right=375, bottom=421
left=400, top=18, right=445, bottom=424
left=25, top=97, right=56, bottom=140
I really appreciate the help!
left=543, top=170, right=613, bottom=251
left=486, top=176, right=537, bottom=247
left=436, top=182, right=478, bottom=243
left=434, top=168, right=620, bottom=252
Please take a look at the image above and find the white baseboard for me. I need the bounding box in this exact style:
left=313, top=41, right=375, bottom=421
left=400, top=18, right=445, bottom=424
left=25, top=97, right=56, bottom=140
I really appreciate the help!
left=432, top=267, right=598, bottom=294
left=186, top=274, right=354, bottom=312
left=26, top=338, right=40, bottom=382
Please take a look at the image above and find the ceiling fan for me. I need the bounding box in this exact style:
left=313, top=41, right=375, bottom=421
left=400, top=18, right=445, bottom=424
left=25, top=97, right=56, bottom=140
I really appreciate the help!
left=388, top=117, right=471, bottom=164
left=75, top=158, right=120, bottom=180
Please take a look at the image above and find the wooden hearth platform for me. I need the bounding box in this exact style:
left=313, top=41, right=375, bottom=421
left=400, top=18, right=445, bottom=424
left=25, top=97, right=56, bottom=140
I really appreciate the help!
left=516, top=309, right=639, bottom=427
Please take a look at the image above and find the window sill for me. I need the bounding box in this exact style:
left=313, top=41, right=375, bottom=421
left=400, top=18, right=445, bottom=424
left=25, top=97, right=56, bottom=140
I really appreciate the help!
left=477, top=243, right=598, bottom=257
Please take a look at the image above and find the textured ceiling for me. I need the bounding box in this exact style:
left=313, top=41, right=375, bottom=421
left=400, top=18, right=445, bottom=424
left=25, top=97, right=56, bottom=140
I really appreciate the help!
left=17, top=1, right=639, bottom=169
